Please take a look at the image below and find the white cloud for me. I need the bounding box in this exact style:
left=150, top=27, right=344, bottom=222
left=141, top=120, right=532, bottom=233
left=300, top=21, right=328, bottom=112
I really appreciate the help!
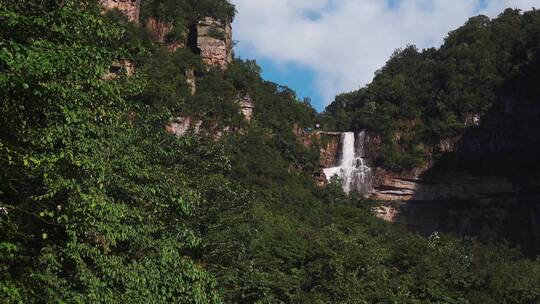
left=230, top=0, right=538, bottom=106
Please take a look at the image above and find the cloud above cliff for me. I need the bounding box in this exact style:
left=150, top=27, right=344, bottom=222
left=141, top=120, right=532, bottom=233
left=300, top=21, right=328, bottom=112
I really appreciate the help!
left=230, top=0, right=538, bottom=110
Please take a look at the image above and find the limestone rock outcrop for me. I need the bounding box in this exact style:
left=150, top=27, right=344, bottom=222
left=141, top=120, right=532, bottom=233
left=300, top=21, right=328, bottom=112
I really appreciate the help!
left=370, top=169, right=518, bottom=203
left=293, top=127, right=341, bottom=168
left=165, top=116, right=246, bottom=140
left=318, top=132, right=341, bottom=168
left=372, top=205, right=400, bottom=222
left=238, top=94, right=254, bottom=122
left=145, top=17, right=174, bottom=43
left=145, top=17, right=185, bottom=52
left=196, top=17, right=233, bottom=70
left=100, top=0, right=140, bottom=24
left=166, top=117, right=203, bottom=137
left=292, top=124, right=313, bottom=148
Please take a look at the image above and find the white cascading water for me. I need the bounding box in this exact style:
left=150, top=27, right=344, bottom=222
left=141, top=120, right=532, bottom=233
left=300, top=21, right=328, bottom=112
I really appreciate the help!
left=323, top=131, right=372, bottom=194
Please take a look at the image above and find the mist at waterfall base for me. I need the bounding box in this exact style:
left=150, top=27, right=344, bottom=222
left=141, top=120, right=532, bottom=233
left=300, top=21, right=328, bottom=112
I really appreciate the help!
left=323, top=132, right=373, bottom=194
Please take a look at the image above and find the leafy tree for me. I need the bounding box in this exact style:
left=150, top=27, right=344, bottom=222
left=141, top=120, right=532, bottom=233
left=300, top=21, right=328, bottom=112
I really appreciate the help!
left=2, top=2, right=540, bottom=304
left=0, top=1, right=224, bottom=302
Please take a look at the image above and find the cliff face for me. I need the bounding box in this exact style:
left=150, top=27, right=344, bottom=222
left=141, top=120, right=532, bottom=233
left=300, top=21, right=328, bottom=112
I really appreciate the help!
left=165, top=94, right=254, bottom=139
left=100, top=0, right=140, bottom=24
left=371, top=170, right=518, bottom=202
left=294, top=128, right=340, bottom=168
left=104, top=2, right=233, bottom=70
left=369, top=95, right=540, bottom=202
left=318, top=132, right=341, bottom=168
left=238, top=94, right=254, bottom=122
left=100, top=2, right=248, bottom=138
left=145, top=17, right=185, bottom=52
left=196, top=17, right=233, bottom=70
left=143, top=16, right=233, bottom=69
left=319, top=96, right=540, bottom=255
left=365, top=95, right=540, bottom=256
left=142, top=16, right=233, bottom=95
left=293, top=128, right=340, bottom=187
left=165, top=116, right=237, bottom=140
left=145, top=17, right=174, bottom=43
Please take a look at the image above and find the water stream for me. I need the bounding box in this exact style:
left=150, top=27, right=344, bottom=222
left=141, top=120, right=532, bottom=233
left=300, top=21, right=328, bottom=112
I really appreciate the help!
left=323, top=131, right=372, bottom=194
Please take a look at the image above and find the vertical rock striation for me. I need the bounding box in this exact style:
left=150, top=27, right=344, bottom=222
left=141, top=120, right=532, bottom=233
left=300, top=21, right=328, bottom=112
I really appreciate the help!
left=196, top=17, right=233, bottom=70
left=145, top=17, right=186, bottom=52
left=317, top=132, right=341, bottom=168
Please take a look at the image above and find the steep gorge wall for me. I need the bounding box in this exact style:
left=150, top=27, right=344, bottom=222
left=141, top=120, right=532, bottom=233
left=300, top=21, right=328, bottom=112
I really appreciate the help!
left=145, top=17, right=185, bottom=52
left=318, top=96, right=540, bottom=255
left=100, top=1, right=251, bottom=137
left=366, top=96, right=540, bottom=256
left=101, top=1, right=233, bottom=69
left=369, top=96, right=540, bottom=203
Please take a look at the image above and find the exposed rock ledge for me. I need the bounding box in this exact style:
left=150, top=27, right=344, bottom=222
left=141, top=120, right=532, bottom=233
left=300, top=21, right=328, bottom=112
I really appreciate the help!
left=370, top=168, right=518, bottom=203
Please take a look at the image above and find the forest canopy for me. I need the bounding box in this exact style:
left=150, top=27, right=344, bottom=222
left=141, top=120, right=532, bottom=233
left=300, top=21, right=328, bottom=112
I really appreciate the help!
left=323, top=9, right=540, bottom=173
left=1, top=1, right=539, bottom=303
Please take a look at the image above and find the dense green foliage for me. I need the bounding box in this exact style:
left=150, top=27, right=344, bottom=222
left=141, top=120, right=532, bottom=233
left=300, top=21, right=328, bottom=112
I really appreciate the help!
left=140, top=0, right=236, bottom=33
left=323, top=9, right=540, bottom=172
left=1, top=1, right=540, bottom=303
left=0, top=1, right=229, bottom=302
left=141, top=0, right=235, bottom=22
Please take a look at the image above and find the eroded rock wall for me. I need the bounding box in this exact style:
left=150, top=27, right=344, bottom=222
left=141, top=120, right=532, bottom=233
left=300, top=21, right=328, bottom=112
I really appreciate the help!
left=145, top=17, right=186, bottom=52
left=317, top=132, right=341, bottom=168
left=370, top=169, right=518, bottom=202
left=196, top=17, right=233, bottom=69
left=367, top=95, right=540, bottom=255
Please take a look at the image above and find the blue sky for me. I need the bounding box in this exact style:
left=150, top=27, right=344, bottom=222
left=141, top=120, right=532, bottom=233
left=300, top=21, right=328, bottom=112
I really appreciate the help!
left=231, top=0, right=538, bottom=112
left=234, top=56, right=319, bottom=105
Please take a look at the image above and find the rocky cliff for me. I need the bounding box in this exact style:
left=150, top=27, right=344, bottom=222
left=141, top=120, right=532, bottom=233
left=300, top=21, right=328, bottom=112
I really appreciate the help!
left=145, top=17, right=185, bottom=52
left=366, top=94, right=539, bottom=255
left=196, top=17, right=233, bottom=70
left=319, top=94, right=540, bottom=255
left=103, top=1, right=233, bottom=71
left=294, top=127, right=341, bottom=168
left=316, top=129, right=540, bottom=256
left=143, top=16, right=233, bottom=70
left=316, top=132, right=341, bottom=168
left=368, top=94, right=540, bottom=203
left=370, top=169, right=519, bottom=202
left=165, top=94, right=254, bottom=140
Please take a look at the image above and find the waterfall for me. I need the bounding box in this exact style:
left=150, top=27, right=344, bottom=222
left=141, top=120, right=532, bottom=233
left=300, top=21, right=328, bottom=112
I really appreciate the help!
left=323, top=131, right=372, bottom=194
